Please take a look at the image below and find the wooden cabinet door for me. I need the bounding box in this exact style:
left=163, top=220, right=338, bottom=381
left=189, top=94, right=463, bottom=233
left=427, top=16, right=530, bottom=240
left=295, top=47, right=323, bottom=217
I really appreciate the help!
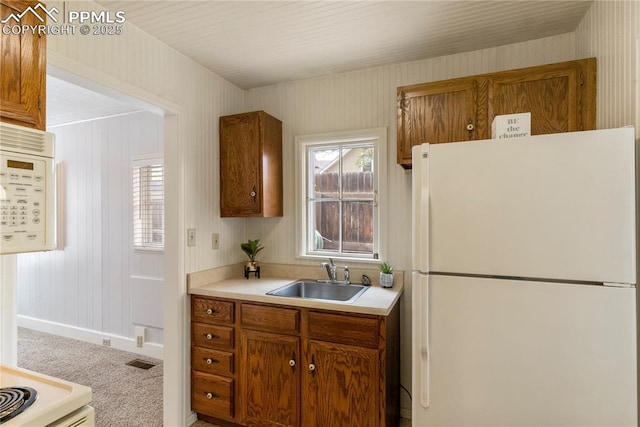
left=397, top=77, right=481, bottom=168
left=302, top=340, right=380, bottom=427
left=240, top=329, right=300, bottom=427
left=488, top=58, right=596, bottom=135
left=0, top=1, right=46, bottom=130
left=220, top=112, right=263, bottom=216
left=220, top=111, right=283, bottom=217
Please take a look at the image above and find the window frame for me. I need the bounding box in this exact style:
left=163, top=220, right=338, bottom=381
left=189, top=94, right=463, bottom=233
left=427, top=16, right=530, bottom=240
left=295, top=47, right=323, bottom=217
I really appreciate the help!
left=132, top=156, right=164, bottom=253
left=295, top=127, right=387, bottom=263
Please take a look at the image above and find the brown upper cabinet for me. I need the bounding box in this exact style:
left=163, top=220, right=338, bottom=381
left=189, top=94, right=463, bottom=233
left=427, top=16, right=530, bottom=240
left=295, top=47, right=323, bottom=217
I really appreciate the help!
left=220, top=111, right=283, bottom=217
left=0, top=1, right=47, bottom=131
left=397, top=58, right=597, bottom=168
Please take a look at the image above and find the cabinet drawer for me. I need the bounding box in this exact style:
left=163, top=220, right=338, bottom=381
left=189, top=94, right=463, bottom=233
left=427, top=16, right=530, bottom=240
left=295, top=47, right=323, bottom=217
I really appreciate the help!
left=192, top=371, right=234, bottom=420
left=192, top=297, right=234, bottom=324
left=193, top=322, right=234, bottom=350
left=192, top=347, right=234, bottom=376
left=241, top=303, right=300, bottom=334
left=308, top=311, right=379, bottom=349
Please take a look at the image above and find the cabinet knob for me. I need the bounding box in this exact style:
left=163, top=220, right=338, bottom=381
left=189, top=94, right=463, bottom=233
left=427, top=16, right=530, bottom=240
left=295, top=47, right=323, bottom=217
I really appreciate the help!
left=205, top=333, right=219, bottom=340
left=206, top=358, right=219, bottom=365
left=309, top=355, right=316, bottom=376
left=205, top=392, right=219, bottom=399
left=206, top=308, right=218, bottom=315
left=289, top=359, right=296, bottom=367
left=466, top=121, right=474, bottom=131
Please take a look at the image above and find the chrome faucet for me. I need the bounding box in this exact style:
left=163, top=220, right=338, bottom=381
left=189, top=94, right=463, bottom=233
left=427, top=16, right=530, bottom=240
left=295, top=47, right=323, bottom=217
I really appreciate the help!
left=322, top=258, right=338, bottom=282
left=321, top=258, right=350, bottom=284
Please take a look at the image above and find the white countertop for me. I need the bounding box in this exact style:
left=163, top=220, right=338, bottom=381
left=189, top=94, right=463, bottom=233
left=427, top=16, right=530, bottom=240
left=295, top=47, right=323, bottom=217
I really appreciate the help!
left=0, top=364, right=92, bottom=427
left=188, top=276, right=403, bottom=316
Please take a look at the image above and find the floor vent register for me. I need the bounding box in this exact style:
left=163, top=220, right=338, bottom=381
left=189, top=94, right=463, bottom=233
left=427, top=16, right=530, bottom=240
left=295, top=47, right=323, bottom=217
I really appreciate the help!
left=125, top=359, right=156, bottom=370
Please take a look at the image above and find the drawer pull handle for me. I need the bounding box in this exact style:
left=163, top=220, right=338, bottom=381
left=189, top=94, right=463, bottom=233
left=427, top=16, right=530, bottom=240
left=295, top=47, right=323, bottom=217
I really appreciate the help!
left=205, top=392, right=219, bottom=399
left=206, top=358, right=219, bottom=365
left=206, top=308, right=218, bottom=315
left=205, top=333, right=219, bottom=340
left=289, top=359, right=296, bottom=367
left=309, top=363, right=315, bottom=372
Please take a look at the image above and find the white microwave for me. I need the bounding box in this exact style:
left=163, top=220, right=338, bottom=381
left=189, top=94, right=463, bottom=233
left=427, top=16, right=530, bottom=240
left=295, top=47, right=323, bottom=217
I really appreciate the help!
left=0, top=122, right=55, bottom=254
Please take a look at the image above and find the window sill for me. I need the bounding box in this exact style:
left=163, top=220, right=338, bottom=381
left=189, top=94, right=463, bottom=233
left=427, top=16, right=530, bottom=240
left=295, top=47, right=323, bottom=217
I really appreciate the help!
left=295, top=253, right=382, bottom=266
left=134, top=247, right=164, bottom=254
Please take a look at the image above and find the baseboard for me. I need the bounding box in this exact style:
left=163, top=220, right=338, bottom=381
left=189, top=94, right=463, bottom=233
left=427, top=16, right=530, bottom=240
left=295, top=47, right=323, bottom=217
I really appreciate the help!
left=185, top=412, right=198, bottom=426
left=18, top=315, right=164, bottom=360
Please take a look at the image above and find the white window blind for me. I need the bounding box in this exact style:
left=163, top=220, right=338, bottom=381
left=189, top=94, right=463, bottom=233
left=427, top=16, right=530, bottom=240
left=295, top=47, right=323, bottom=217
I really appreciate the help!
left=132, top=159, right=164, bottom=250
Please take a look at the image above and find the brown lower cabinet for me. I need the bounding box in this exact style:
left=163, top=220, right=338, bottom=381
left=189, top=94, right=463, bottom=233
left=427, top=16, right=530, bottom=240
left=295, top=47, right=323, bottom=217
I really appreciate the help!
left=191, top=295, right=400, bottom=427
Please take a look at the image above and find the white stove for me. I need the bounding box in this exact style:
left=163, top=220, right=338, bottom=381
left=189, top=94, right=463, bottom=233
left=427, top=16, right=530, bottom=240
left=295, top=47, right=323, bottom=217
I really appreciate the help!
left=0, top=364, right=94, bottom=426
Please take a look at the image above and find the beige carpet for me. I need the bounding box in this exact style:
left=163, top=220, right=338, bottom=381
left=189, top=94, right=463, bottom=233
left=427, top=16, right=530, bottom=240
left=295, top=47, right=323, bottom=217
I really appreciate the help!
left=17, top=327, right=163, bottom=427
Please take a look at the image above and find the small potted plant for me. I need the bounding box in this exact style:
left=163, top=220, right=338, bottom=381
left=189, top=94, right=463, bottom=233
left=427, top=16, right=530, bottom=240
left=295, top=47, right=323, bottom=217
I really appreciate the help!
left=379, top=261, right=394, bottom=288
left=241, top=238, right=264, bottom=273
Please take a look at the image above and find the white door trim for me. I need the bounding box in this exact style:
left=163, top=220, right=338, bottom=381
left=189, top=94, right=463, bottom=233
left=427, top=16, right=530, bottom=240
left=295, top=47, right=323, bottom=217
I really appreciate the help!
left=47, top=51, right=188, bottom=427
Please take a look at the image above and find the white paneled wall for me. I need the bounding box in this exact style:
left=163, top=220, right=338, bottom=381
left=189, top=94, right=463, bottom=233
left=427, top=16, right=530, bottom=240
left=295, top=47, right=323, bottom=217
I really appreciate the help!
left=17, top=121, right=103, bottom=331
left=17, top=111, right=165, bottom=344
left=246, top=33, right=577, bottom=415
left=45, top=5, right=247, bottom=423
left=46, top=1, right=247, bottom=274
left=33, top=0, right=639, bottom=423
left=575, top=0, right=639, bottom=130
left=246, top=32, right=576, bottom=267
left=100, top=111, right=164, bottom=342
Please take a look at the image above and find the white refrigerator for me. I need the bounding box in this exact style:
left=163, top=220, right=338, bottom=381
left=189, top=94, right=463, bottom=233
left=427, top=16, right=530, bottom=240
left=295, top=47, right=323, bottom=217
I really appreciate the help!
left=411, top=127, right=638, bottom=426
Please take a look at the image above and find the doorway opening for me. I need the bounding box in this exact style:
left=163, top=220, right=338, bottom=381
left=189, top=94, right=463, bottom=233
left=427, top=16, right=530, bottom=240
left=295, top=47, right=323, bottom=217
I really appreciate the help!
left=11, top=63, right=183, bottom=426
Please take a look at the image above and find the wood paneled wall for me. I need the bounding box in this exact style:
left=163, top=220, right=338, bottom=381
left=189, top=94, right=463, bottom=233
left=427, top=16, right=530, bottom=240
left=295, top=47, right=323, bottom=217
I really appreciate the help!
left=17, top=119, right=103, bottom=332
left=17, top=111, right=166, bottom=343
left=575, top=0, right=639, bottom=130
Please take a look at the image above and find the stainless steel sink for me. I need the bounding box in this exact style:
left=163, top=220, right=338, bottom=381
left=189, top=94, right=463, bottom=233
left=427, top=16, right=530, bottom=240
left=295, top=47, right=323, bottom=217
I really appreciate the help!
left=266, top=280, right=369, bottom=303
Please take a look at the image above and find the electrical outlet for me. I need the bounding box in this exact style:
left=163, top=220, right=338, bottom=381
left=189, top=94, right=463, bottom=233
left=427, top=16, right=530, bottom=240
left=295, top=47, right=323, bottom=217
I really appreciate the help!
left=102, top=338, right=111, bottom=347
left=135, top=326, right=146, bottom=348
left=212, top=233, right=219, bottom=249
left=187, top=228, right=196, bottom=247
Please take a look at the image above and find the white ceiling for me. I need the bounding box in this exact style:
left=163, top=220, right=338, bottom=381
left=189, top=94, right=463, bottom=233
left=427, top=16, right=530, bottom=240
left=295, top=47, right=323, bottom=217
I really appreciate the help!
left=47, top=75, right=142, bottom=127
left=49, top=0, right=594, bottom=124
left=97, top=0, right=594, bottom=90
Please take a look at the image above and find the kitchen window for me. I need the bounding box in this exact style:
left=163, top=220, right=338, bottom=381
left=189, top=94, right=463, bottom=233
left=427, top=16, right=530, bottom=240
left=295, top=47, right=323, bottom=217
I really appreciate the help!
left=295, top=128, right=387, bottom=261
left=132, top=158, right=164, bottom=251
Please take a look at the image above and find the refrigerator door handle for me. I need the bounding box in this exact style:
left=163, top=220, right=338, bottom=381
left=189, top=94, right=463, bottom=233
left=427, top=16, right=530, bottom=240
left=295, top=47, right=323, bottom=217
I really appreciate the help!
left=415, top=274, right=430, bottom=408
left=412, top=144, right=430, bottom=273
